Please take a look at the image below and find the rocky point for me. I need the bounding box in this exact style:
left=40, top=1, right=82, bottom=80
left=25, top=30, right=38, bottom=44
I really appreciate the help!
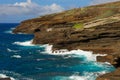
left=13, top=1, right=120, bottom=80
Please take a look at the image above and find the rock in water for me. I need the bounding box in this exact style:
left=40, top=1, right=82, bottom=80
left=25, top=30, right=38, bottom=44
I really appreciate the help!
left=0, top=78, right=11, bottom=80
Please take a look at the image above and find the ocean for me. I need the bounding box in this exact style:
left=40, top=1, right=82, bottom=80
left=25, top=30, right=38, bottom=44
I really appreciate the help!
left=0, top=23, right=115, bottom=80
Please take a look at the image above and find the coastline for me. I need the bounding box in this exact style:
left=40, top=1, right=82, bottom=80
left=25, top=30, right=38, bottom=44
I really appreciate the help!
left=12, top=1, right=120, bottom=80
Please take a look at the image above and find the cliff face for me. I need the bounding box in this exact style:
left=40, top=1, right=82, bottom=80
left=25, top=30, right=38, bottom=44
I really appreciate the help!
left=13, top=1, right=120, bottom=80
left=13, top=1, right=120, bottom=34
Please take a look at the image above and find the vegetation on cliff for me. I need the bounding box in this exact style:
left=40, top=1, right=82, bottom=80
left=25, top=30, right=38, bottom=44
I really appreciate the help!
left=13, top=1, right=120, bottom=80
left=73, top=23, right=84, bottom=30
left=13, top=1, right=120, bottom=33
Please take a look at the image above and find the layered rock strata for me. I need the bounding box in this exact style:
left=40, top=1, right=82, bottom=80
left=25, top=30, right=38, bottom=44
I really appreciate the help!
left=13, top=1, right=120, bottom=80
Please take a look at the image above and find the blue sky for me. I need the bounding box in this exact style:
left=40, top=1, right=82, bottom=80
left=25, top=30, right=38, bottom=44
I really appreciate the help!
left=0, top=0, right=91, bottom=7
left=0, top=0, right=118, bottom=23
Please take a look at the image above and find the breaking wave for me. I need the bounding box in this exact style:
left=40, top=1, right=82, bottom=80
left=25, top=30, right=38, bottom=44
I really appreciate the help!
left=7, top=48, right=19, bottom=52
left=0, top=70, right=33, bottom=80
left=13, top=40, right=35, bottom=46
left=0, top=74, right=15, bottom=80
left=11, top=40, right=115, bottom=80
left=44, top=44, right=107, bottom=61
left=4, top=28, right=15, bottom=34
left=52, top=71, right=107, bottom=80
left=11, top=55, right=22, bottom=58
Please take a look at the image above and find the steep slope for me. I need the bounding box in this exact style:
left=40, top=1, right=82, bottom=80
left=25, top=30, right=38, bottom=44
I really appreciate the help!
left=13, top=1, right=120, bottom=34
left=13, top=1, right=120, bottom=80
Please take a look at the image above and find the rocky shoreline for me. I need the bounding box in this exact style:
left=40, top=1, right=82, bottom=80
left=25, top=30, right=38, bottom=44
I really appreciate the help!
left=0, top=78, right=11, bottom=80
left=13, top=1, right=120, bottom=80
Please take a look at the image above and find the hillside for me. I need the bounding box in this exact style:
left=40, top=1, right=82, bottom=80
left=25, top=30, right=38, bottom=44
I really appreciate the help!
left=13, top=1, right=120, bottom=80
left=13, top=1, right=120, bottom=33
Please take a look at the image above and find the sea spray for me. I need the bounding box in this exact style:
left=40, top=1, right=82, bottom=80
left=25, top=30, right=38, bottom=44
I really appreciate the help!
left=44, top=44, right=107, bottom=61
left=13, top=40, right=35, bottom=46
left=4, top=27, right=15, bottom=34
left=13, top=40, right=46, bottom=47
left=7, top=48, right=19, bottom=52
left=0, top=23, right=115, bottom=80
left=12, top=40, right=104, bottom=62
left=0, top=74, right=15, bottom=80
left=11, top=55, right=22, bottom=58
left=12, top=40, right=115, bottom=80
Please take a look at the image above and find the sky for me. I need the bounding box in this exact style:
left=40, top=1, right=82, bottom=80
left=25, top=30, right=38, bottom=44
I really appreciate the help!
left=0, top=0, right=119, bottom=23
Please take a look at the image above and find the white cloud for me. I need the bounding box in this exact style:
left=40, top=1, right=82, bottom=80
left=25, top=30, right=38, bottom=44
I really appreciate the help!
left=14, top=0, right=32, bottom=7
left=0, top=0, right=64, bottom=16
left=90, top=0, right=119, bottom=5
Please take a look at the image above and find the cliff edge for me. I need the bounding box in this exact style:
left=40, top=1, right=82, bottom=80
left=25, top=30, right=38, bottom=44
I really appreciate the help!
left=13, top=1, right=120, bottom=80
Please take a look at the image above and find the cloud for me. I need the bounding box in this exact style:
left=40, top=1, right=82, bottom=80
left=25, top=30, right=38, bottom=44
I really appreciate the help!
left=0, top=0, right=64, bottom=18
left=90, top=0, right=119, bottom=5
left=14, top=0, right=32, bottom=8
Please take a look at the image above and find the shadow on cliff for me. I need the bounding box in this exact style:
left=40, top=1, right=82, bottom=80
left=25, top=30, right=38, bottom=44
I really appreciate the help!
left=114, top=56, right=120, bottom=68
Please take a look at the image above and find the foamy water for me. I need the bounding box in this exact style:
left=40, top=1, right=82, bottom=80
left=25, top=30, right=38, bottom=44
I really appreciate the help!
left=0, top=23, right=115, bottom=80
left=12, top=40, right=111, bottom=64
left=53, top=71, right=107, bottom=80
left=7, top=48, right=19, bottom=52
left=11, top=55, right=22, bottom=58
left=4, top=28, right=15, bottom=34
left=44, top=44, right=107, bottom=61
left=4, top=27, right=28, bottom=35
left=0, top=74, right=15, bottom=80
left=12, top=40, right=114, bottom=80
left=13, top=40, right=35, bottom=46
left=13, top=41, right=107, bottom=61
left=0, top=70, right=33, bottom=80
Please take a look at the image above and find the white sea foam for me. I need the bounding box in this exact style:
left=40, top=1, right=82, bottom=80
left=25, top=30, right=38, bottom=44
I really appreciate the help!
left=0, top=74, right=8, bottom=78
left=13, top=40, right=107, bottom=61
left=0, top=74, right=15, bottom=80
left=4, top=27, right=29, bottom=35
left=12, top=40, right=107, bottom=61
left=36, top=59, right=45, bottom=61
left=11, top=55, right=21, bottom=58
left=17, top=32, right=27, bottom=34
left=81, top=71, right=107, bottom=80
left=0, top=71, right=33, bottom=80
left=53, top=71, right=108, bottom=80
left=69, top=75, right=87, bottom=80
left=104, top=62, right=111, bottom=65
left=7, top=48, right=19, bottom=52
left=53, top=75, right=90, bottom=80
left=4, top=28, right=15, bottom=34
left=13, top=40, right=35, bottom=46
left=44, top=44, right=107, bottom=61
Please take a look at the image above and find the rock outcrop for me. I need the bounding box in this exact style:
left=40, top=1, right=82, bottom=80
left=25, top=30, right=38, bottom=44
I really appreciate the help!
left=97, top=68, right=120, bottom=80
left=0, top=78, right=11, bottom=80
left=13, top=1, right=120, bottom=80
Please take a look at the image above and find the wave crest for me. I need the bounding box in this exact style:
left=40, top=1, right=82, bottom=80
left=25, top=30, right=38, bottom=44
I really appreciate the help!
left=7, top=48, right=19, bottom=52
left=13, top=40, right=34, bottom=46
left=0, top=74, right=15, bottom=80
left=52, top=71, right=107, bottom=80
left=44, top=44, right=107, bottom=61
left=11, top=55, right=21, bottom=58
left=4, top=28, right=15, bottom=34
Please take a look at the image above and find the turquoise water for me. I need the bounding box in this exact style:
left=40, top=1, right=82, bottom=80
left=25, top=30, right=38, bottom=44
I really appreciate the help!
left=0, top=23, right=115, bottom=80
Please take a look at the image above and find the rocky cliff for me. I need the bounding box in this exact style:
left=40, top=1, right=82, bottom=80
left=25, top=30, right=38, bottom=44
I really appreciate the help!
left=0, top=78, right=11, bottom=80
left=13, top=1, right=120, bottom=80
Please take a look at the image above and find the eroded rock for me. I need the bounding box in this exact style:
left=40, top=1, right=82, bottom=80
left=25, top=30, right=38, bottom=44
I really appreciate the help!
left=13, top=1, right=120, bottom=80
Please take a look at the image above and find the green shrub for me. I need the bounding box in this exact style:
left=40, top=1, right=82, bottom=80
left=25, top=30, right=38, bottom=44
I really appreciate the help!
left=73, top=23, right=84, bottom=29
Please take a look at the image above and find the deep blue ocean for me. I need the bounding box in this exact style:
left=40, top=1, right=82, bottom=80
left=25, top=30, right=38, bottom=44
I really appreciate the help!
left=0, top=23, right=115, bottom=80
